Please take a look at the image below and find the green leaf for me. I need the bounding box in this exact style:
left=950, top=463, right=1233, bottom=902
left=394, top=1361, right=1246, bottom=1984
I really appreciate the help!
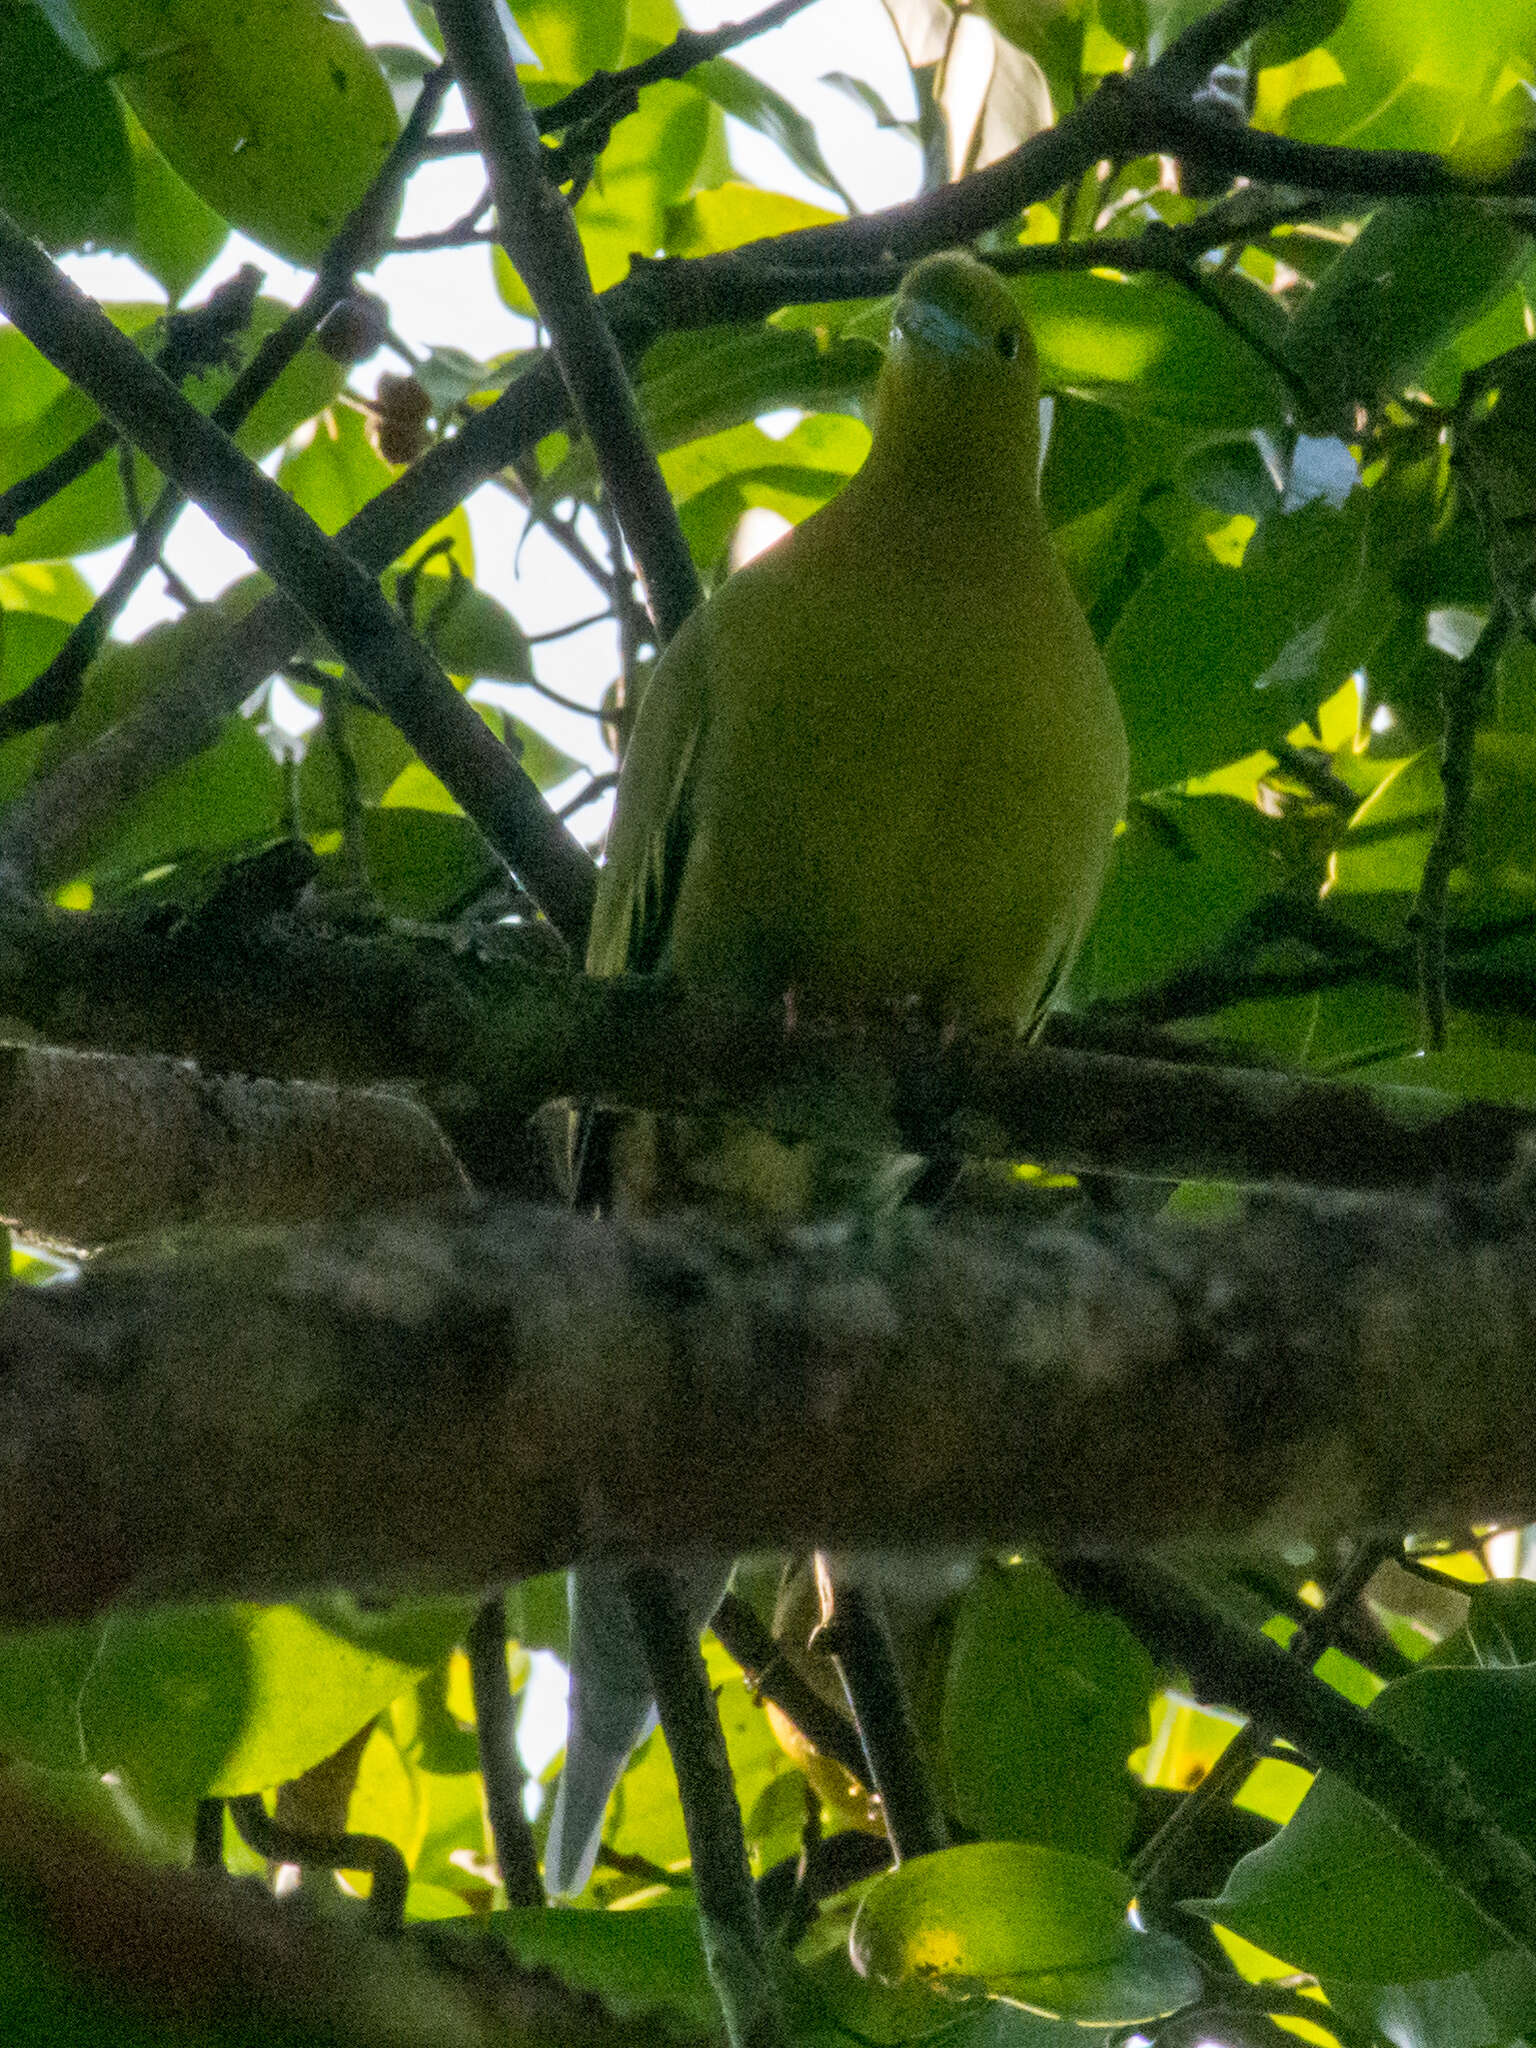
left=975, top=0, right=1088, bottom=114
left=1264, top=0, right=1536, bottom=158
left=1072, top=794, right=1285, bottom=1009
left=0, top=304, right=161, bottom=567
left=1326, top=1950, right=1536, bottom=2048
left=1024, top=270, right=1291, bottom=429
left=85, top=716, right=288, bottom=885
left=1456, top=1581, right=1536, bottom=1668
left=850, top=1842, right=1201, bottom=2021
left=299, top=705, right=416, bottom=827
left=664, top=179, right=841, bottom=256
left=474, top=1895, right=717, bottom=2025
left=1284, top=202, right=1532, bottom=425
left=0, top=299, right=341, bottom=568
left=120, top=107, right=229, bottom=303
left=0, top=561, right=95, bottom=624
left=417, top=577, right=534, bottom=685
left=279, top=402, right=393, bottom=535
left=1105, top=495, right=1374, bottom=791
left=656, top=411, right=870, bottom=569
left=0, top=1598, right=470, bottom=1817
left=0, top=0, right=133, bottom=250
left=57, top=0, right=400, bottom=265
left=1195, top=1663, right=1536, bottom=1981
left=540, top=323, right=877, bottom=507
left=821, top=70, right=919, bottom=137
left=514, top=0, right=627, bottom=83
left=346, top=804, right=501, bottom=919
left=1252, top=0, right=1348, bottom=70
left=691, top=57, right=855, bottom=209
left=940, top=1558, right=1153, bottom=1862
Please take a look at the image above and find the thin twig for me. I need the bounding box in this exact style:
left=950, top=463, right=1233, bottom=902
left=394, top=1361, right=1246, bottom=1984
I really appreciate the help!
left=466, top=1595, right=543, bottom=1906
left=1411, top=607, right=1513, bottom=1051
left=710, top=1589, right=872, bottom=1784
left=1122, top=1534, right=1401, bottom=1898
left=225, top=1793, right=409, bottom=1938
left=1065, top=1552, right=1536, bottom=1966
left=0, top=68, right=456, bottom=751
left=421, top=0, right=820, bottom=158
left=556, top=770, right=618, bottom=820
left=0, top=1, right=1490, bottom=894
left=625, top=1566, right=786, bottom=2048
left=817, top=1560, right=948, bottom=1864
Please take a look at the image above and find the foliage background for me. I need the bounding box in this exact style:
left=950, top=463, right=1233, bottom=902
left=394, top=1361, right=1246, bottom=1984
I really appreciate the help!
left=1, top=0, right=1536, bottom=2041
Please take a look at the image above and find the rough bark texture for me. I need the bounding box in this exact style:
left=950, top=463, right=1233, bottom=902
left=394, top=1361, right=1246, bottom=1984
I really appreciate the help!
left=1, top=1188, right=1532, bottom=1627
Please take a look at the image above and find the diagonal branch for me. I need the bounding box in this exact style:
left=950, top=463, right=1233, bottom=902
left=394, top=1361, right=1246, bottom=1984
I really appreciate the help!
left=0, top=0, right=1515, bottom=894
left=0, top=209, right=595, bottom=943
left=433, top=0, right=702, bottom=647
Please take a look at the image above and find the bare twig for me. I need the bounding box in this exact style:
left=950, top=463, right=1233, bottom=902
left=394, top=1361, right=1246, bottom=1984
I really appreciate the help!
left=0, top=68, right=456, bottom=750
left=626, top=1566, right=785, bottom=2048
left=710, top=1590, right=871, bottom=1784
left=466, top=1595, right=543, bottom=1906
left=1065, top=1552, right=1536, bottom=1968
left=421, top=0, right=820, bottom=158
left=817, top=1561, right=948, bottom=1863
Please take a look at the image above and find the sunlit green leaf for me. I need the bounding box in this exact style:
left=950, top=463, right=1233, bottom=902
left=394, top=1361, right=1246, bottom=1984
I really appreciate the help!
left=0, top=0, right=132, bottom=250
left=851, top=1842, right=1200, bottom=2021
left=1195, top=1663, right=1536, bottom=1981
left=1024, top=270, right=1291, bottom=428
left=941, top=1558, right=1153, bottom=1861
left=58, top=0, right=400, bottom=265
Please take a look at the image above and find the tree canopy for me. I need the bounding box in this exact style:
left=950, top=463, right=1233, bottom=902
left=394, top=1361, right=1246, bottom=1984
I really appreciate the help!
left=1, top=0, right=1536, bottom=2042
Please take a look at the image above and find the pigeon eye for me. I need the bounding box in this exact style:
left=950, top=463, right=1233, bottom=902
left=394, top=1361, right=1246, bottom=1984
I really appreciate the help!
left=996, top=326, right=1022, bottom=362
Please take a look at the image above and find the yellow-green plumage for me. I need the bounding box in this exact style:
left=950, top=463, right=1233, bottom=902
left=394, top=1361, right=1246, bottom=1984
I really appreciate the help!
left=587, top=250, right=1127, bottom=1208
left=551, top=253, right=1129, bottom=1895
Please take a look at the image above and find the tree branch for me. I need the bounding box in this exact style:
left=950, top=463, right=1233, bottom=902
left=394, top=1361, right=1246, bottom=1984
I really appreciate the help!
left=1063, top=1552, right=1536, bottom=1967
left=1412, top=608, right=1513, bottom=1052
left=422, top=0, right=821, bottom=161
left=0, top=2, right=1517, bottom=893
left=466, top=1595, right=543, bottom=1907
left=4, top=1187, right=1536, bottom=1626
left=626, top=1567, right=785, bottom=2048
left=433, top=0, right=702, bottom=646
left=0, top=208, right=595, bottom=942
left=0, top=68, right=458, bottom=748
left=816, top=1562, right=948, bottom=1862
left=2, top=909, right=1534, bottom=1202
left=0, top=1040, right=465, bottom=1246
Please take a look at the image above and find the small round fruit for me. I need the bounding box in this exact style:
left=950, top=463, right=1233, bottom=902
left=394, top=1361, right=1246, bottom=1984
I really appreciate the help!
left=316, top=291, right=391, bottom=364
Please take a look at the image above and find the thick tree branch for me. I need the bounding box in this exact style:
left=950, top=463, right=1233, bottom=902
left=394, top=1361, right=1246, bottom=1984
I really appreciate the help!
left=0, top=1042, right=464, bottom=1246
left=433, top=0, right=702, bottom=646
left=2, top=909, right=1534, bottom=1207
left=3, top=1187, right=1536, bottom=1626
left=0, top=209, right=595, bottom=943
